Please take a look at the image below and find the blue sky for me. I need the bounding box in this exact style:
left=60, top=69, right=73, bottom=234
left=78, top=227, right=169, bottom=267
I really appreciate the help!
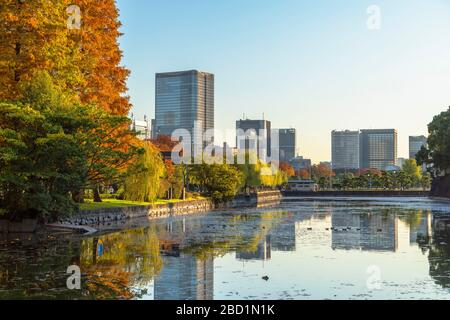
left=116, top=0, right=450, bottom=163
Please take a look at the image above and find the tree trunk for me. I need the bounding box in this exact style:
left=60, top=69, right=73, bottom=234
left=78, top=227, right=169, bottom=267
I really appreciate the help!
left=72, top=189, right=84, bottom=203
left=93, top=186, right=102, bottom=203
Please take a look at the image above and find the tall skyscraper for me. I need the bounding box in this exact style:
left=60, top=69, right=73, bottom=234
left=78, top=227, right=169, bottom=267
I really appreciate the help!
left=154, top=70, right=214, bottom=150
left=277, top=128, right=297, bottom=162
left=360, top=129, right=398, bottom=170
left=409, top=135, right=428, bottom=159
left=331, top=130, right=360, bottom=170
left=236, top=119, right=271, bottom=161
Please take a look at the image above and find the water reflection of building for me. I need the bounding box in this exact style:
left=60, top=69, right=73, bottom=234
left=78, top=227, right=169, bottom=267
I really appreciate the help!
left=154, top=254, right=214, bottom=300
left=153, top=217, right=214, bottom=300
left=332, top=213, right=403, bottom=252
left=331, top=214, right=363, bottom=250
left=270, top=222, right=296, bottom=252
left=236, top=235, right=271, bottom=261
left=331, top=210, right=438, bottom=253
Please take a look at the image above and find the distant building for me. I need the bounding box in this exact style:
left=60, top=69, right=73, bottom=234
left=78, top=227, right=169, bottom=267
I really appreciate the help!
left=270, top=222, right=296, bottom=252
left=285, top=179, right=318, bottom=192
left=236, top=119, right=271, bottom=161
left=360, top=129, right=397, bottom=170
left=151, top=119, right=156, bottom=139
left=396, top=157, right=407, bottom=168
left=131, top=117, right=151, bottom=140
left=289, top=156, right=312, bottom=172
left=385, top=165, right=401, bottom=172
left=223, top=142, right=238, bottom=158
left=331, top=130, right=360, bottom=170
left=276, top=128, right=297, bottom=162
left=409, top=135, right=427, bottom=159
left=154, top=70, right=214, bottom=152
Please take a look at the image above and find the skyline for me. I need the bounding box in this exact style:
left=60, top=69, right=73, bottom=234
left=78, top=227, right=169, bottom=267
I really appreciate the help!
left=117, top=0, right=450, bottom=163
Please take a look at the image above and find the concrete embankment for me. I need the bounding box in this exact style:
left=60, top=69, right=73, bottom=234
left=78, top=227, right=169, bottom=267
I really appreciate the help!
left=57, top=190, right=282, bottom=229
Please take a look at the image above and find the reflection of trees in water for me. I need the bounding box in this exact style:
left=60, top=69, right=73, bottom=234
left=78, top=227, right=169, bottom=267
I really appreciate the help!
left=426, top=218, right=450, bottom=289
left=80, top=226, right=163, bottom=299
left=0, top=238, right=83, bottom=299
left=0, top=226, right=164, bottom=299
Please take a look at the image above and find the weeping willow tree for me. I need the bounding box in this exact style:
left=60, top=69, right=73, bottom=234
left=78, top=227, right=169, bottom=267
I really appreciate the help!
left=260, top=164, right=288, bottom=188
left=123, top=142, right=165, bottom=202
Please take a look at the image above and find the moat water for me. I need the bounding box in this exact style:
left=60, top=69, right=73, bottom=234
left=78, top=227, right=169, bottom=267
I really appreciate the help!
left=0, top=197, right=449, bottom=300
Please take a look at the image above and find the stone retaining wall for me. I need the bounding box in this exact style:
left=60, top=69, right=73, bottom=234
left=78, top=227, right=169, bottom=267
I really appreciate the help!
left=223, top=190, right=282, bottom=208
left=61, top=190, right=282, bottom=227
left=61, top=199, right=213, bottom=226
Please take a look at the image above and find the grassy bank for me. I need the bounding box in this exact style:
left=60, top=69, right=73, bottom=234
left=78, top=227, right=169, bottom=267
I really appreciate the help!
left=79, top=198, right=205, bottom=211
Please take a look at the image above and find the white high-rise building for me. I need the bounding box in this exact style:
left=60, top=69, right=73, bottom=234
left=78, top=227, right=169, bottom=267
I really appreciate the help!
left=331, top=130, right=360, bottom=170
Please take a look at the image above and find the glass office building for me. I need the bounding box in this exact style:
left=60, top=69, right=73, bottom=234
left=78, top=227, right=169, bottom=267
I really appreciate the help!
left=277, top=128, right=297, bottom=162
left=360, top=129, right=397, bottom=170
left=331, top=130, right=360, bottom=170
left=236, top=119, right=272, bottom=161
left=409, top=135, right=427, bottom=159
left=155, top=70, right=214, bottom=149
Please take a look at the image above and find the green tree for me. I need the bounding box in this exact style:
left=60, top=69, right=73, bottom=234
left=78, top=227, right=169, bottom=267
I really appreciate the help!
left=381, top=171, right=394, bottom=190
left=342, top=173, right=355, bottom=190
left=159, top=160, right=184, bottom=200
left=395, top=171, right=412, bottom=190
left=0, top=72, right=140, bottom=221
left=421, top=172, right=432, bottom=191
left=189, top=164, right=243, bottom=203
left=77, top=104, right=140, bottom=202
left=423, top=107, right=450, bottom=171
left=402, top=159, right=422, bottom=188
left=18, top=72, right=140, bottom=203
left=235, top=153, right=261, bottom=191
left=123, top=143, right=165, bottom=203
left=0, top=102, right=86, bottom=221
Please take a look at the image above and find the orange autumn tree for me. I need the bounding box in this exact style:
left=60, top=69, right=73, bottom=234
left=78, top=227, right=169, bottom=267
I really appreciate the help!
left=76, top=0, right=131, bottom=115
left=279, top=162, right=295, bottom=178
left=297, top=168, right=311, bottom=180
left=73, top=0, right=136, bottom=201
left=1, top=1, right=140, bottom=204
left=0, top=0, right=83, bottom=101
left=0, top=0, right=130, bottom=116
